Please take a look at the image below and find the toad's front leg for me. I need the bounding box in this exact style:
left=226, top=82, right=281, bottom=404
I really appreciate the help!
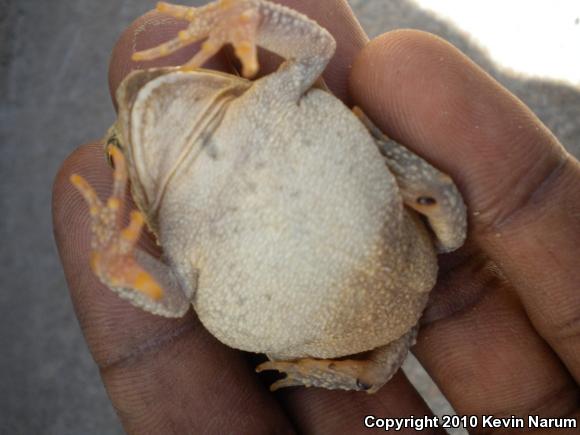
left=71, top=145, right=193, bottom=318
left=354, top=108, right=467, bottom=253
left=133, top=0, right=336, bottom=95
left=257, top=328, right=417, bottom=393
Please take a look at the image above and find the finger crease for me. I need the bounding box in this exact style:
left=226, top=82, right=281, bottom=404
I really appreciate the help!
left=481, top=381, right=580, bottom=434
left=421, top=254, right=501, bottom=325
left=97, top=321, right=197, bottom=373
left=479, top=155, right=569, bottom=236
left=546, top=308, right=580, bottom=344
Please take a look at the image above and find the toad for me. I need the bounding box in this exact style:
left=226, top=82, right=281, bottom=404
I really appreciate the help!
left=71, top=0, right=466, bottom=393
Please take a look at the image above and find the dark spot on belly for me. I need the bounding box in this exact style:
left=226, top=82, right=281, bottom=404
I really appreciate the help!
left=205, top=143, right=219, bottom=160
left=201, top=134, right=219, bottom=160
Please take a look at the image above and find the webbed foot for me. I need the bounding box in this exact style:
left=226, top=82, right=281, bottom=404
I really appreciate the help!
left=70, top=145, right=163, bottom=300
left=132, top=0, right=261, bottom=77
left=257, top=358, right=386, bottom=393
left=256, top=328, right=418, bottom=393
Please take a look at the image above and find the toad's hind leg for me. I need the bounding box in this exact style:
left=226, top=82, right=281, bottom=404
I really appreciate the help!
left=70, top=145, right=193, bottom=318
left=133, top=0, right=261, bottom=77
left=256, top=328, right=417, bottom=393
left=354, top=107, right=467, bottom=253
left=133, top=0, right=336, bottom=92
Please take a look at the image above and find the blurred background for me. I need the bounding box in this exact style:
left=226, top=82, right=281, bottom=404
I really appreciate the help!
left=1, top=0, right=578, bottom=433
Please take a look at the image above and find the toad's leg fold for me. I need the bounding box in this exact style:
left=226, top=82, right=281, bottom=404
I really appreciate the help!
left=133, top=0, right=336, bottom=90
left=70, top=145, right=193, bottom=318
left=256, top=328, right=417, bottom=394
left=354, top=107, right=467, bottom=253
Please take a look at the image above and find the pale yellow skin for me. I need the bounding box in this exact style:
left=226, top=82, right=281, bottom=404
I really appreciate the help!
left=72, top=0, right=467, bottom=393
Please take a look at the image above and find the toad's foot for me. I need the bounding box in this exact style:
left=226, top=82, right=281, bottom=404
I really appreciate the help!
left=257, top=329, right=417, bottom=393
left=132, top=0, right=336, bottom=93
left=70, top=145, right=193, bottom=317
left=70, top=145, right=163, bottom=300
left=132, top=0, right=260, bottom=77
left=257, top=358, right=387, bottom=394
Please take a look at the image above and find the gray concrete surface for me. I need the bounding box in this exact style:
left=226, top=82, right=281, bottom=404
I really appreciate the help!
left=0, top=0, right=578, bottom=433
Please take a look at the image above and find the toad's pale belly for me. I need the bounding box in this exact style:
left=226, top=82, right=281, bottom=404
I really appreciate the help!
left=159, top=89, right=437, bottom=359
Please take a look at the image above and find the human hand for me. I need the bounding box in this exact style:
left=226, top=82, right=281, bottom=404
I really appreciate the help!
left=53, top=0, right=580, bottom=433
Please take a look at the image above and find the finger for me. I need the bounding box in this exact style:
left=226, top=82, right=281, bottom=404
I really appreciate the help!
left=350, top=30, right=580, bottom=417
left=276, top=372, right=444, bottom=434
left=109, top=0, right=368, bottom=105
left=420, top=252, right=579, bottom=418
left=53, top=143, right=294, bottom=433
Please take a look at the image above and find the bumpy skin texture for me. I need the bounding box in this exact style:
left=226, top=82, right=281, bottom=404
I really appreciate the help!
left=73, top=0, right=467, bottom=393
left=160, top=81, right=437, bottom=359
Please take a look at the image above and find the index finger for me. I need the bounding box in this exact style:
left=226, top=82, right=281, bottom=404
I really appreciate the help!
left=347, top=31, right=580, bottom=429
left=351, top=29, right=580, bottom=384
